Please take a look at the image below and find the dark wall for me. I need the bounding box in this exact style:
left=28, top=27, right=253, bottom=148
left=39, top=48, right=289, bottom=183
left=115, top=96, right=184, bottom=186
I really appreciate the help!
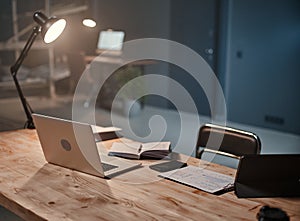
left=1, top=0, right=299, bottom=135
left=226, top=0, right=300, bottom=134
left=89, top=0, right=171, bottom=108
left=0, top=1, right=14, bottom=65
left=91, top=0, right=170, bottom=40
left=168, top=0, right=220, bottom=116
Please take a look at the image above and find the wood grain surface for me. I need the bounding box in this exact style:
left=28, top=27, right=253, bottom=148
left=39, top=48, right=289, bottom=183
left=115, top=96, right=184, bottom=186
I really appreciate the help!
left=0, top=129, right=299, bottom=221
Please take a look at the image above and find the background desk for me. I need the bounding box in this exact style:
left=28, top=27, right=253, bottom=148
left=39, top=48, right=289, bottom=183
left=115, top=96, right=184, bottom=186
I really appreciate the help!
left=0, top=129, right=299, bottom=221
left=82, top=55, right=156, bottom=109
left=85, top=55, right=156, bottom=66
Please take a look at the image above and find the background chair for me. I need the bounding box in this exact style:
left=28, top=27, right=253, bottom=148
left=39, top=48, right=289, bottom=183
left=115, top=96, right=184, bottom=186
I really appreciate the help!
left=196, top=123, right=261, bottom=168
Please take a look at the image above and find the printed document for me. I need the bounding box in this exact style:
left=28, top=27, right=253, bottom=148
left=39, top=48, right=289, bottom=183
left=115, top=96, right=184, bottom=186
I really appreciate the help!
left=159, top=165, right=234, bottom=194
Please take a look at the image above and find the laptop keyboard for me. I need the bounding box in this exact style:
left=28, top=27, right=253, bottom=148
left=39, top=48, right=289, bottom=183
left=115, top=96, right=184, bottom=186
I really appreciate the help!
left=101, top=162, right=118, bottom=172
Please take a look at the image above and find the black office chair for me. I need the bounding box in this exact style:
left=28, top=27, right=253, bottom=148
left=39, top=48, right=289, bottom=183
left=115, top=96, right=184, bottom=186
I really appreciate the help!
left=196, top=124, right=261, bottom=168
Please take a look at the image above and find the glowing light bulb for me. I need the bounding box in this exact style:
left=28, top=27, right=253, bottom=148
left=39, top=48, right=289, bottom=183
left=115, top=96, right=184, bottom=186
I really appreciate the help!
left=82, top=18, right=97, bottom=28
left=44, top=19, right=66, bottom=43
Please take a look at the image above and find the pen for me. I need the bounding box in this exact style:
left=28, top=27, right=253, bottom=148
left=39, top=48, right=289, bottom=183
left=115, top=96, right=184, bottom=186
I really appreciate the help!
left=138, top=144, right=142, bottom=153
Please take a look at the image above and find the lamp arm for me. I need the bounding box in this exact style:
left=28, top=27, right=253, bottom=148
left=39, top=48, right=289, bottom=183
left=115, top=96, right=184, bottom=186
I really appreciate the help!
left=11, top=26, right=40, bottom=75
left=10, top=26, right=41, bottom=129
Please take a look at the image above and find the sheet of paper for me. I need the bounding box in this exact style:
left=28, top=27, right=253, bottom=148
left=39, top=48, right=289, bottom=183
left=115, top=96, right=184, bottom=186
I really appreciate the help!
left=110, top=142, right=141, bottom=155
left=142, top=142, right=171, bottom=151
left=91, top=125, right=122, bottom=134
left=159, top=165, right=234, bottom=193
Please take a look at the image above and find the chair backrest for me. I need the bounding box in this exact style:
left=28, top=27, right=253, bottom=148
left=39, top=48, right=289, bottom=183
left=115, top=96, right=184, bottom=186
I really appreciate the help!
left=196, top=124, right=261, bottom=160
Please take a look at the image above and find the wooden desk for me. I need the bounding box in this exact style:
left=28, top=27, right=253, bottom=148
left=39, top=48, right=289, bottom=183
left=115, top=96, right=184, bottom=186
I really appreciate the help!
left=0, top=129, right=299, bottom=221
left=85, top=55, right=156, bottom=66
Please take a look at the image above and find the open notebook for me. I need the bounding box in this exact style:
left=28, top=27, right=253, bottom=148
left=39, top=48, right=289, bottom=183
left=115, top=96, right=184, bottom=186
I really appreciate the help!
left=109, top=141, right=171, bottom=159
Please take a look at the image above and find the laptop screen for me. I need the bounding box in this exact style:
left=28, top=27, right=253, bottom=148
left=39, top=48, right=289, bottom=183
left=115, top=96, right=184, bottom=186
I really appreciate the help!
left=234, top=154, right=300, bottom=198
left=97, top=30, right=125, bottom=51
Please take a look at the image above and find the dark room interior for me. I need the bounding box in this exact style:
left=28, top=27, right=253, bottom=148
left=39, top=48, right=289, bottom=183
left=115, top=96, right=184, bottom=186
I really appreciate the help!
left=0, top=0, right=299, bottom=220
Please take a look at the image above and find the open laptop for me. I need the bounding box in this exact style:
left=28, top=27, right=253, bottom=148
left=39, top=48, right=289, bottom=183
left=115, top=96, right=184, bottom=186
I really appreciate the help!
left=32, top=113, right=141, bottom=178
left=234, top=154, right=300, bottom=198
left=96, top=29, right=125, bottom=56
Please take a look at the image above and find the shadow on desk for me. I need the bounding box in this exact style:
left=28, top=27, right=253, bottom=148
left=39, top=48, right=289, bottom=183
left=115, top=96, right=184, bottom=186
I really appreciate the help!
left=18, top=163, right=114, bottom=219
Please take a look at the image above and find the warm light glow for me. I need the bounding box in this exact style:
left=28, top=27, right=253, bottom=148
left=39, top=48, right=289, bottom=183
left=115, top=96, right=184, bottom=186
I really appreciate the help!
left=82, top=18, right=97, bottom=28
left=44, top=19, right=66, bottom=43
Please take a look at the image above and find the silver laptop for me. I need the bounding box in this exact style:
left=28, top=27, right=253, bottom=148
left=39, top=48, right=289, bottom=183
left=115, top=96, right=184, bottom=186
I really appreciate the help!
left=96, top=29, right=125, bottom=56
left=32, top=113, right=141, bottom=178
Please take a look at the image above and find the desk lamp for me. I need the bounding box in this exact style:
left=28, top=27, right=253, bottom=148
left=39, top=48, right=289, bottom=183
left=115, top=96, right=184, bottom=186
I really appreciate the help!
left=10, top=11, right=66, bottom=129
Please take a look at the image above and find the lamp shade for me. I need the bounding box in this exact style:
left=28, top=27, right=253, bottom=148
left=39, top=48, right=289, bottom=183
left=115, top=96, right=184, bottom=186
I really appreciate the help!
left=33, top=11, right=66, bottom=43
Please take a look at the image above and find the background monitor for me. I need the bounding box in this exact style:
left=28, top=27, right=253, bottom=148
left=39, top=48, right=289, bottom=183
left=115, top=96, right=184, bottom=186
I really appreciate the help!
left=97, top=30, right=125, bottom=51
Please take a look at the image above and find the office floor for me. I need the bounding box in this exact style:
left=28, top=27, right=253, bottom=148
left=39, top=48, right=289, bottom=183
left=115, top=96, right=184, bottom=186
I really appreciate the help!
left=1, top=95, right=300, bottom=153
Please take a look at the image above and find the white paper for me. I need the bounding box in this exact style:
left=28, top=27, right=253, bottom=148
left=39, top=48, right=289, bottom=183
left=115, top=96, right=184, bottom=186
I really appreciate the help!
left=110, top=142, right=141, bottom=155
left=91, top=125, right=122, bottom=134
left=159, top=165, right=234, bottom=193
